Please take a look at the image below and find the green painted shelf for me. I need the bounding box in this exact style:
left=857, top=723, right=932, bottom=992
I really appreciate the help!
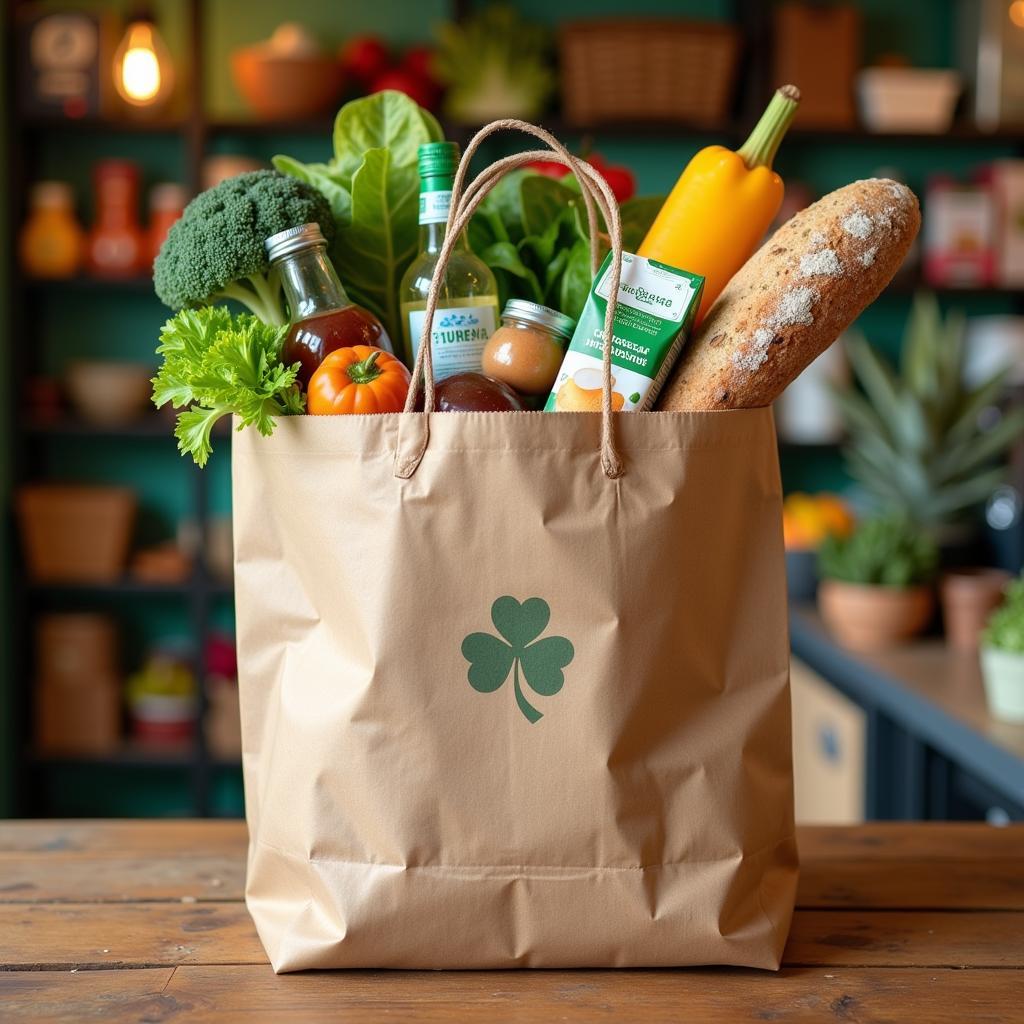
left=18, top=115, right=186, bottom=134
left=25, top=417, right=171, bottom=439
left=24, top=416, right=234, bottom=441
left=27, top=577, right=233, bottom=599
left=21, top=109, right=1016, bottom=148
left=30, top=741, right=196, bottom=769
left=23, top=275, right=156, bottom=292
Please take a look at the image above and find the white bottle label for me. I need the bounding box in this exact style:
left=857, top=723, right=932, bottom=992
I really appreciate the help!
left=419, top=190, right=452, bottom=225
left=408, top=305, right=497, bottom=380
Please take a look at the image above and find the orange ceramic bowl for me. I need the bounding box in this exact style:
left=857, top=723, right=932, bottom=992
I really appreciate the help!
left=231, top=49, right=344, bottom=120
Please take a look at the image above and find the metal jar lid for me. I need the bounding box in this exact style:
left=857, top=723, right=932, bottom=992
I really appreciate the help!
left=265, top=222, right=327, bottom=263
left=501, top=299, right=576, bottom=340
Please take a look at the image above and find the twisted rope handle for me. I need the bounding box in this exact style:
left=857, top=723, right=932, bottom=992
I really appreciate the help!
left=399, top=118, right=624, bottom=480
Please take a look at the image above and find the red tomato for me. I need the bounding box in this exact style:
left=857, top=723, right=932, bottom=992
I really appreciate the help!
left=401, top=45, right=440, bottom=89
left=586, top=153, right=637, bottom=203
left=339, top=35, right=390, bottom=86
left=370, top=69, right=439, bottom=110
left=525, top=154, right=636, bottom=202
left=526, top=159, right=573, bottom=180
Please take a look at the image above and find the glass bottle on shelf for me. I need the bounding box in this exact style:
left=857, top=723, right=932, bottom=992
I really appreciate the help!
left=399, top=141, right=500, bottom=378
left=19, top=181, right=85, bottom=279
left=88, top=160, right=146, bottom=278
left=266, top=223, right=393, bottom=389
left=147, top=182, right=187, bottom=263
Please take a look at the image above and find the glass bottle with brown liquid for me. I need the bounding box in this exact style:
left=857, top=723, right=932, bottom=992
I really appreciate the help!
left=265, top=222, right=393, bottom=388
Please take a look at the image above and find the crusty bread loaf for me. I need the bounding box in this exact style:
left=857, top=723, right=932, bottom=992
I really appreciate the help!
left=657, top=178, right=920, bottom=411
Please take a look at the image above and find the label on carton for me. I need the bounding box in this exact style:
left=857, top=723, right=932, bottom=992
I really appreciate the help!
left=544, top=252, right=704, bottom=412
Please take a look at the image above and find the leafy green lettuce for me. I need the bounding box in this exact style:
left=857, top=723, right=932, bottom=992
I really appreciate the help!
left=273, top=91, right=443, bottom=343
left=152, top=307, right=304, bottom=467
left=468, top=169, right=663, bottom=322
left=433, top=5, right=555, bottom=124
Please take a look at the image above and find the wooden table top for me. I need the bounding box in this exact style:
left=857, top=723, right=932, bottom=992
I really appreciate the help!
left=1, top=821, right=1022, bottom=1022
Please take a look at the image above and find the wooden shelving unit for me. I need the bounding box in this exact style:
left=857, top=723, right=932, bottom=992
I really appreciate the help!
left=208, top=112, right=1024, bottom=148
left=27, top=576, right=233, bottom=599
left=24, top=416, right=176, bottom=439
left=4, top=0, right=1024, bottom=816
left=30, top=740, right=196, bottom=769
left=23, top=274, right=157, bottom=292
left=4, top=0, right=227, bottom=812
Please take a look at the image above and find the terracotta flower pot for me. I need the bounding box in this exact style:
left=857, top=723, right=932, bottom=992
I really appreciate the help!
left=818, top=579, right=934, bottom=652
left=940, top=568, right=1011, bottom=652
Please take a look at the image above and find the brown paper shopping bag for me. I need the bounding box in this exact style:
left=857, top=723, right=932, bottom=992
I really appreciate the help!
left=233, top=121, right=797, bottom=972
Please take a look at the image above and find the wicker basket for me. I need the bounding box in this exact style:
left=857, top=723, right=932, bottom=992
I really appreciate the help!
left=559, top=19, right=740, bottom=126
left=17, top=485, right=136, bottom=583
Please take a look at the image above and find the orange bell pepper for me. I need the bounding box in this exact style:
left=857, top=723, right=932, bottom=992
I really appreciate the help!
left=637, top=85, right=801, bottom=325
left=307, top=345, right=411, bottom=415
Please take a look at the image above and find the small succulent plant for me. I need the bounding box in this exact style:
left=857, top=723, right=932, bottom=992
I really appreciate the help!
left=818, top=516, right=938, bottom=587
left=983, top=574, right=1024, bottom=654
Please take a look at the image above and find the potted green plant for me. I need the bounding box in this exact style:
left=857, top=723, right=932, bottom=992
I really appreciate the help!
left=832, top=294, right=1024, bottom=647
left=818, top=516, right=938, bottom=652
left=833, top=294, right=1024, bottom=532
left=980, top=575, right=1024, bottom=722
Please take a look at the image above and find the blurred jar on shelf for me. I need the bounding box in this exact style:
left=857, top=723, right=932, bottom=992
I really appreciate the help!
left=201, top=154, right=262, bottom=190
left=125, top=641, right=198, bottom=745
left=147, top=182, right=187, bottom=263
left=19, top=181, right=86, bottom=278
left=88, top=159, right=146, bottom=277
left=991, top=161, right=1024, bottom=288
left=923, top=173, right=997, bottom=288
left=205, top=633, right=241, bottom=761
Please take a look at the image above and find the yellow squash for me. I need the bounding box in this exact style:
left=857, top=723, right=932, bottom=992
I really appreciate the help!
left=638, top=85, right=801, bottom=325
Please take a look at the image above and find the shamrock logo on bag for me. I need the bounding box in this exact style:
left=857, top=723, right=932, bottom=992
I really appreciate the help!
left=461, top=596, right=574, bottom=723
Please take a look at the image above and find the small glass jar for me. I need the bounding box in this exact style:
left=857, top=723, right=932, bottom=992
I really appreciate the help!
left=19, top=182, right=86, bottom=279
left=482, top=300, right=576, bottom=395
left=266, top=222, right=392, bottom=388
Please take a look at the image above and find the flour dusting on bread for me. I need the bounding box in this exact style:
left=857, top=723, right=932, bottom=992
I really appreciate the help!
left=733, top=285, right=818, bottom=372
left=799, top=249, right=842, bottom=277
left=657, top=178, right=921, bottom=411
left=842, top=210, right=874, bottom=240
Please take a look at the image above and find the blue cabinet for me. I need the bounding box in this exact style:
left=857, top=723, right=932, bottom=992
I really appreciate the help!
left=790, top=608, right=1024, bottom=821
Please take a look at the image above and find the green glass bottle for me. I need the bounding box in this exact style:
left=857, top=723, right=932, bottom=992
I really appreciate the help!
left=399, top=142, right=500, bottom=378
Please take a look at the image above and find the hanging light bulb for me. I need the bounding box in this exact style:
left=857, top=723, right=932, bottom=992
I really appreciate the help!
left=112, top=9, right=174, bottom=109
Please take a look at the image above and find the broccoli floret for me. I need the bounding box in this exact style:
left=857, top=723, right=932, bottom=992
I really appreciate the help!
left=153, top=170, right=335, bottom=326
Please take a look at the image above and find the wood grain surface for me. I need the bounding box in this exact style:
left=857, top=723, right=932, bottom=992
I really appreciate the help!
left=1, top=821, right=1022, bottom=1022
